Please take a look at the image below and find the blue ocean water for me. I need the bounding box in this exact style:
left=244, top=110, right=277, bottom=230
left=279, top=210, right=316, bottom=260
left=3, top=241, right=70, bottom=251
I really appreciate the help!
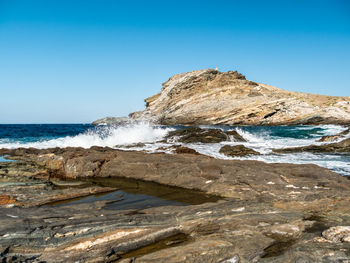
left=0, top=124, right=93, bottom=143
left=0, top=123, right=349, bottom=176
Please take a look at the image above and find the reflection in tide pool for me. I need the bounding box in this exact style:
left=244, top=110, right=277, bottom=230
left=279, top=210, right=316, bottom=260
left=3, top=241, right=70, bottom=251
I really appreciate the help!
left=45, top=176, right=222, bottom=210
left=0, top=156, right=15, bottom=162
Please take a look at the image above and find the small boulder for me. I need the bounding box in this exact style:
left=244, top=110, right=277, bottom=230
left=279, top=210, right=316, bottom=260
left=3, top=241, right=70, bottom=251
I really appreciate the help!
left=273, top=138, right=350, bottom=153
left=174, top=146, right=200, bottom=155
left=318, top=135, right=343, bottom=142
left=317, top=128, right=350, bottom=142
left=225, top=130, right=246, bottom=142
left=322, top=226, right=350, bottom=243
left=219, top=145, right=260, bottom=157
left=156, top=145, right=200, bottom=155
left=338, top=138, right=350, bottom=148
left=115, top=143, right=146, bottom=148
left=166, top=127, right=228, bottom=143
left=263, top=220, right=314, bottom=241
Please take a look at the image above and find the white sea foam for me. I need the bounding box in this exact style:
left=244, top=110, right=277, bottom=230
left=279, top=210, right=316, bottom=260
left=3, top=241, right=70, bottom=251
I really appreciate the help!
left=1, top=123, right=349, bottom=176
left=176, top=125, right=350, bottom=176
left=231, top=128, right=316, bottom=153
left=0, top=122, right=173, bottom=149
left=313, top=124, right=348, bottom=136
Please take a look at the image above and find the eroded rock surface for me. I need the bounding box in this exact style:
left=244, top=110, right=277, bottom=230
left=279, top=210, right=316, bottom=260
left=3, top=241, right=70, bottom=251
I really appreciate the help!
left=165, top=127, right=246, bottom=144
left=1, top=147, right=350, bottom=262
left=0, top=165, right=117, bottom=208
left=2, top=147, right=347, bottom=200
left=219, top=145, right=260, bottom=157
left=225, top=130, right=246, bottom=142
left=273, top=138, right=350, bottom=154
left=128, top=69, right=350, bottom=125
left=165, top=127, right=228, bottom=143
left=317, top=127, right=350, bottom=142
left=322, top=226, right=350, bottom=243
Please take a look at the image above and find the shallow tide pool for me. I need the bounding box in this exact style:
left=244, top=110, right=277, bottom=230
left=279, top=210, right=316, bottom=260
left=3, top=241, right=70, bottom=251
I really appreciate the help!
left=45, top=176, right=222, bottom=210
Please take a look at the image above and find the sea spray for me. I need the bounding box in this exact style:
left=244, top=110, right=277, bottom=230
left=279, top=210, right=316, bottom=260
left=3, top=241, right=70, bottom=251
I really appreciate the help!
left=0, top=122, right=173, bottom=149
left=0, top=123, right=349, bottom=175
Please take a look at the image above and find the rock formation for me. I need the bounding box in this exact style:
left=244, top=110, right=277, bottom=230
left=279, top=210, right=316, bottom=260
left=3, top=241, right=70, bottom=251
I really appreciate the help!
left=273, top=137, right=350, bottom=153
left=128, top=69, right=350, bottom=125
left=164, top=127, right=245, bottom=144
left=317, top=127, right=350, bottom=142
left=1, top=147, right=350, bottom=262
left=219, top=145, right=260, bottom=157
left=92, top=116, right=131, bottom=125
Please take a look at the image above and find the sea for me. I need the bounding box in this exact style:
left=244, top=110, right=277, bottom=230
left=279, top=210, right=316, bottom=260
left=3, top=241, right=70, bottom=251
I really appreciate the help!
left=0, top=123, right=349, bottom=176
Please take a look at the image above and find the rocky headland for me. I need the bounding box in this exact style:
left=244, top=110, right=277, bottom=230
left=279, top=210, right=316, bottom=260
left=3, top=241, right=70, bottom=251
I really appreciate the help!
left=124, top=69, right=350, bottom=126
left=2, top=69, right=350, bottom=262
left=1, top=147, right=350, bottom=262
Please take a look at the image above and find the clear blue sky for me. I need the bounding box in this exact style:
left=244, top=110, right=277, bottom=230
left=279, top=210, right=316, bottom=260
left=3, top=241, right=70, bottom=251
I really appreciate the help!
left=0, top=0, right=349, bottom=123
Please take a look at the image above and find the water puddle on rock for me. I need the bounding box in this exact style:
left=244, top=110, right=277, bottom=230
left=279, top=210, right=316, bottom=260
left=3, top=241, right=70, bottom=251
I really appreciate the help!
left=0, top=155, right=15, bottom=163
left=262, top=239, right=296, bottom=258
left=45, top=176, right=221, bottom=210
left=115, top=233, right=190, bottom=262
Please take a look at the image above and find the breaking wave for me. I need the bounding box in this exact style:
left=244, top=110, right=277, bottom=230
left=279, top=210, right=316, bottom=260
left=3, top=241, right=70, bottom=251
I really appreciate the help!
left=0, top=123, right=349, bottom=175
left=0, top=122, right=173, bottom=149
left=187, top=125, right=350, bottom=176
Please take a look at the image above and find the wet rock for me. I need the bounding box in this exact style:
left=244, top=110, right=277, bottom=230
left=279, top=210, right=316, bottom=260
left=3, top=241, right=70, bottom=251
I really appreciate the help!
left=318, top=135, right=344, bottom=142
left=317, top=128, right=350, bottom=142
left=322, top=226, right=350, bottom=243
left=173, top=146, right=200, bottom=155
left=225, top=130, right=246, bottom=142
left=155, top=145, right=200, bottom=155
left=50, top=179, right=88, bottom=187
left=119, top=238, right=241, bottom=263
left=0, top=175, right=117, bottom=208
left=166, top=127, right=228, bottom=143
left=273, top=138, right=350, bottom=153
left=219, top=145, right=260, bottom=157
left=3, top=147, right=350, bottom=202
left=1, top=147, right=350, bottom=262
left=115, top=142, right=146, bottom=148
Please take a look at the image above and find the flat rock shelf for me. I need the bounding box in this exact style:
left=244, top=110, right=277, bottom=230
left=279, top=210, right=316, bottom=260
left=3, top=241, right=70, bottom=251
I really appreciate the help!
left=0, top=147, right=350, bottom=262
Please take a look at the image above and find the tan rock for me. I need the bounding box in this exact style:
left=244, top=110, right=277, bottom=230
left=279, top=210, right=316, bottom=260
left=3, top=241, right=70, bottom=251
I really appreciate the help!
left=130, top=69, right=350, bottom=125
left=322, top=226, right=350, bottom=243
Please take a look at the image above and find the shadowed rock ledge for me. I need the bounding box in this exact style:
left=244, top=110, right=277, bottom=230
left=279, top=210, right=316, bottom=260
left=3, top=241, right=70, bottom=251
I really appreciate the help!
left=125, top=69, right=350, bottom=125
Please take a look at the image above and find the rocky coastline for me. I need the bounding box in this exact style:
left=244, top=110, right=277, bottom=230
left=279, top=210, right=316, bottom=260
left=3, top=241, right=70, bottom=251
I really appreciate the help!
left=1, top=69, right=350, bottom=262
left=1, top=145, right=350, bottom=262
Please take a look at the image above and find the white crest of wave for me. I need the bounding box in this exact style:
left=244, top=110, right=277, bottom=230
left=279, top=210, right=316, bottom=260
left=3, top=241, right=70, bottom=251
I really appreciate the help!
left=316, top=124, right=348, bottom=136
left=0, top=122, right=173, bottom=149
left=234, top=128, right=267, bottom=143
left=222, top=127, right=323, bottom=154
